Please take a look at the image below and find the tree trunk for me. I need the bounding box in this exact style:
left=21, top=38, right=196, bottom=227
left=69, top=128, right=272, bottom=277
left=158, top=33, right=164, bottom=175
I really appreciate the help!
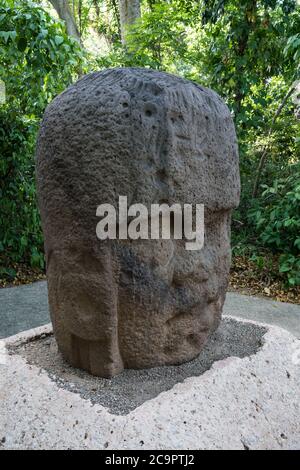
left=118, top=0, right=141, bottom=45
left=233, top=0, right=257, bottom=116
left=49, top=0, right=81, bottom=43
left=111, top=0, right=122, bottom=40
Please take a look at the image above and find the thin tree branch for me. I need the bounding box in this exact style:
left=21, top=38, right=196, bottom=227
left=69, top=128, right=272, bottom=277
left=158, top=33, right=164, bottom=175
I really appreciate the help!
left=252, top=83, right=296, bottom=198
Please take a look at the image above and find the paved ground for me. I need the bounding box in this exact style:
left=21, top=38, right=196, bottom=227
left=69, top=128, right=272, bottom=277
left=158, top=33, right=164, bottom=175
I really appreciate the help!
left=223, top=291, right=300, bottom=338
left=2, top=318, right=300, bottom=449
left=0, top=281, right=49, bottom=339
left=0, top=280, right=299, bottom=339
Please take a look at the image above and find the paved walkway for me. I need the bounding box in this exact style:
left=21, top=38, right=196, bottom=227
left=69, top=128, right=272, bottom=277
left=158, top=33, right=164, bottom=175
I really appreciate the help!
left=0, top=281, right=299, bottom=339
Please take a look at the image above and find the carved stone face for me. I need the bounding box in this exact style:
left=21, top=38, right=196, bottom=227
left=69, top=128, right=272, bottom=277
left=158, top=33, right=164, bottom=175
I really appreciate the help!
left=36, top=68, right=240, bottom=377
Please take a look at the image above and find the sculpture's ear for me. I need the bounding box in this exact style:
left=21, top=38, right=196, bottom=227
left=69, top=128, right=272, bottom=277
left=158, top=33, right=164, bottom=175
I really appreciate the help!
left=47, top=244, right=124, bottom=377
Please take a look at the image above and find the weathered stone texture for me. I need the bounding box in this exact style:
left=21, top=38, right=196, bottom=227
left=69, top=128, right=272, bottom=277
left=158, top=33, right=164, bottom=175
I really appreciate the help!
left=36, top=68, right=240, bottom=377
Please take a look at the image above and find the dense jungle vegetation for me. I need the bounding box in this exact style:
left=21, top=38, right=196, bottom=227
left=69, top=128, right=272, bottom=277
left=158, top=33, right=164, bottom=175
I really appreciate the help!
left=0, top=0, right=299, bottom=300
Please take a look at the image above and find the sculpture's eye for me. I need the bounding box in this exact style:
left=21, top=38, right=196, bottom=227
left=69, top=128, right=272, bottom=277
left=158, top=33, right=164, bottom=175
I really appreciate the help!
left=144, top=103, right=157, bottom=117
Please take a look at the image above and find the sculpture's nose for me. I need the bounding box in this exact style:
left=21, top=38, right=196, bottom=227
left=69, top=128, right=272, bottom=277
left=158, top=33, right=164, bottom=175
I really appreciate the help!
left=172, top=251, right=211, bottom=286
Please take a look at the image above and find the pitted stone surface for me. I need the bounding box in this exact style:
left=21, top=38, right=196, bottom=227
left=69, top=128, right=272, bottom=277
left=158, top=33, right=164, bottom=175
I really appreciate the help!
left=1, top=317, right=299, bottom=450
left=36, top=68, right=240, bottom=377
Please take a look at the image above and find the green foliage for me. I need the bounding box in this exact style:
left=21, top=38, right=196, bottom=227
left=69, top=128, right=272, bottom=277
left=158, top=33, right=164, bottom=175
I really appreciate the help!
left=0, top=0, right=84, bottom=274
left=248, top=164, right=300, bottom=285
left=239, top=76, right=299, bottom=198
left=0, top=0, right=299, bottom=287
left=126, top=2, right=189, bottom=70
left=96, top=1, right=190, bottom=72
left=0, top=0, right=84, bottom=115
left=0, top=109, right=43, bottom=269
left=195, top=1, right=299, bottom=116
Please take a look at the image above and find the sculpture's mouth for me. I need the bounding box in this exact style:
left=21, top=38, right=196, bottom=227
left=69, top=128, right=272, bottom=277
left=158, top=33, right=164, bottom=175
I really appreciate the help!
left=171, top=286, right=222, bottom=315
left=171, top=269, right=209, bottom=286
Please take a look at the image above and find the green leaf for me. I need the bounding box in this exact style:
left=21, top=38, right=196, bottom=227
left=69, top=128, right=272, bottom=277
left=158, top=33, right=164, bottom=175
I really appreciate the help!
left=0, top=30, right=16, bottom=43
left=279, top=264, right=291, bottom=273
left=0, top=267, right=16, bottom=279
left=294, top=239, right=300, bottom=249
left=17, top=37, right=27, bottom=52
left=54, top=35, right=64, bottom=46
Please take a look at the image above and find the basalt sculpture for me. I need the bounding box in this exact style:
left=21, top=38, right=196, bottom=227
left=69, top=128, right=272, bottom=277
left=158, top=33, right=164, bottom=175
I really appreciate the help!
left=36, top=68, right=240, bottom=377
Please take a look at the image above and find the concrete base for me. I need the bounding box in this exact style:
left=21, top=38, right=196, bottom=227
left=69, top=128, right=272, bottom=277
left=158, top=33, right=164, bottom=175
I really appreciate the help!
left=0, top=316, right=299, bottom=450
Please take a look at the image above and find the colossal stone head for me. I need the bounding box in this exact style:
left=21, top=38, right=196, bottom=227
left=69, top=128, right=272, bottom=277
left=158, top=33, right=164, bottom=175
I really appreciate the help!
left=36, top=68, right=240, bottom=377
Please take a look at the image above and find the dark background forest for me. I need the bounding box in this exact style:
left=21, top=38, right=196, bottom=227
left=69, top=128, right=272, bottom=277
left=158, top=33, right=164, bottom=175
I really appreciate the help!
left=0, top=0, right=299, bottom=301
